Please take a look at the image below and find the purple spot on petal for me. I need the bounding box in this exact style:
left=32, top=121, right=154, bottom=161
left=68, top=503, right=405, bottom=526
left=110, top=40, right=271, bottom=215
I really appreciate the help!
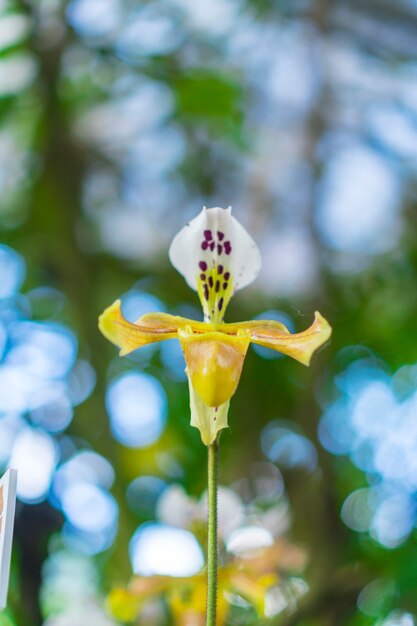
left=215, top=280, right=220, bottom=293
left=217, top=244, right=223, bottom=255
left=202, top=241, right=208, bottom=251
left=217, top=231, right=224, bottom=241
left=199, top=261, right=207, bottom=271
left=200, top=273, right=206, bottom=280
left=224, top=272, right=230, bottom=280
left=224, top=241, right=232, bottom=255
left=209, top=241, right=215, bottom=251
left=223, top=282, right=228, bottom=290
left=204, top=230, right=213, bottom=241
left=208, top=276, right=214, bottom=288
left=204, top=285, right=209, bottom=301
left=218, top=265, right=223, bottom=275
left=218, top=298, right=224, bottom=311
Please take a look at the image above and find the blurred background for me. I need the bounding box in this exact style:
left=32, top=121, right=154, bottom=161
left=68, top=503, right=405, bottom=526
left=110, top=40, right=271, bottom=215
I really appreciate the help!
left=1, top=0, right=417, bottom=624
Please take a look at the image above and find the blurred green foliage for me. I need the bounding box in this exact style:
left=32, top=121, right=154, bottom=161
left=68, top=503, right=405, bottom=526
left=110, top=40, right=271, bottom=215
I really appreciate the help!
left=1, top=0, right=417, bottom=625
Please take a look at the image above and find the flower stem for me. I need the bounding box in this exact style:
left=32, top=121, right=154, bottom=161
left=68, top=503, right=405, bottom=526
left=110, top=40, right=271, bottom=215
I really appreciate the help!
left=206, top=440, right=219, bottom=626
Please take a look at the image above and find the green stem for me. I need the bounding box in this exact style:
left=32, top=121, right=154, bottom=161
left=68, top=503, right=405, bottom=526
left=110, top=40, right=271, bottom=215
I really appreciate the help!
left=206, top=440, right=219, bottom=626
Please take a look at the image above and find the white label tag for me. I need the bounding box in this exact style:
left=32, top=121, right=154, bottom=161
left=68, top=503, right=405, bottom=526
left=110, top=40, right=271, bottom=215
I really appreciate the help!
left=0, top=469, right=17, bottom=609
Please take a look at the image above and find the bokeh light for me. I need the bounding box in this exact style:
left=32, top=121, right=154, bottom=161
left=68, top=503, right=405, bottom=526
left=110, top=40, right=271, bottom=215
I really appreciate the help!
left=61, top=482, right=118, bottom=534
left=66, top=0, right=121, bottom=40
left=11, top=428, right=58, bottom=503
left=130, top=523, right=204, bottom=576
left=127, top=475, right=167, bottom=518
left=317, top=144, right=401, bottom=257
left=226, top=526, right=274, bottom=554
left=321, top=352, right=417, bottom=547
left=0, top=245, right=25, bottom=298
left=106, top=371, right=167, bottom=447
left=262, top=421, right=318, bottom=473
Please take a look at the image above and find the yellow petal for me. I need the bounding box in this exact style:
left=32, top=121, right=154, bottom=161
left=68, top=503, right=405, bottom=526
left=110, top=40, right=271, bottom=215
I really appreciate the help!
left=220, top=318, right=289, bottom=335
left=188, top=378, right=230, bottom=445
left=106, top=588, right=141, bottom=621
left=169, top=576, right=206, bottom=619
left=237, top=311, right=331, bottom=366
left=179, top=329, right=251, bottom=407
left=240, top=540, right=307, bottom=574
left=98, top=300, right=206, bottom=356
left=229, top=572, right=279, bottom=615
left=108, top=576, right=196, bottom=622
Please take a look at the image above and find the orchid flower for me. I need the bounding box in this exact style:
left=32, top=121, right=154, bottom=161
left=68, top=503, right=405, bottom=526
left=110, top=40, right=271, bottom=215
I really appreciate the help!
left=99, top=207, right=331, bottom=446
left=107, top=538, right=306, bottom=626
